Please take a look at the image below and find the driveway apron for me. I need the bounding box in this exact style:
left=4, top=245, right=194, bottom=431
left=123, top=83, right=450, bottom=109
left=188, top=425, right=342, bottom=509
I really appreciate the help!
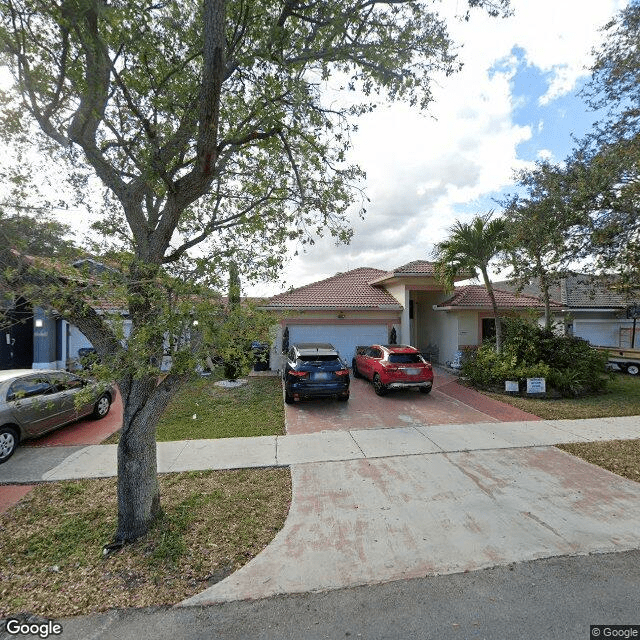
left=284, top=368, right=540, bottom=435
left=183, top=444, right=640, bottom=605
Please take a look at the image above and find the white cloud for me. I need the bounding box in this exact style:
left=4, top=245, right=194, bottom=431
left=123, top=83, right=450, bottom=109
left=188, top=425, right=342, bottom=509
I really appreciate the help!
left=249, top=0, right=624, bottom=296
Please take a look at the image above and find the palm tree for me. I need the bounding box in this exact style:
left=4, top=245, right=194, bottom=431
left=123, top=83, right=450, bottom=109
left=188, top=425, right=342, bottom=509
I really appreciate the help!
left=433, top=212, right=508, bottom=353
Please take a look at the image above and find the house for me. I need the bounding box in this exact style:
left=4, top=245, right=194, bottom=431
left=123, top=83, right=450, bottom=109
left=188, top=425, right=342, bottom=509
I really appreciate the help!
left=263, top=261, right=553, bottom=368
left=496, top=275, right=640, bottom=349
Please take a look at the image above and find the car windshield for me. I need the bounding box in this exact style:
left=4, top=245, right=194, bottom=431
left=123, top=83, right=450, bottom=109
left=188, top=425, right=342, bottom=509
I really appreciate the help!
left=388, top=353, right=423, bottom=364
left=298, top=355, right=340, bottom=362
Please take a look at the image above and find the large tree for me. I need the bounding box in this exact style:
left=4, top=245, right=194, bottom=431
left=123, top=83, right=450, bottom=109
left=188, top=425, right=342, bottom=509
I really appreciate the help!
left=433, top=212, right=508, bottom=353
left=501, top=161, right=582, bottom=328
left=562, top=0, right=640, bottom=294
left=0, top=0, right=509, bottom=544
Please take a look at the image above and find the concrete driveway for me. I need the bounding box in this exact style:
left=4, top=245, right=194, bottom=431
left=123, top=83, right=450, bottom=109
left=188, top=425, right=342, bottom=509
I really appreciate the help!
left=285, top=367, right=541, bottom=434
left=185, top=441, right=640, bottom=605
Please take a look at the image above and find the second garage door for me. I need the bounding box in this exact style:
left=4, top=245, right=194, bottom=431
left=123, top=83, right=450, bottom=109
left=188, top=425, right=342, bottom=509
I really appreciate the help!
left=287, top=324, right=389, bottom=365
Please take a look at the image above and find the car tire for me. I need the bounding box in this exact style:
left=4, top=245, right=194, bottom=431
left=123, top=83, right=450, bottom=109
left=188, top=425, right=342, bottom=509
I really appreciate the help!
left=284, top=390, right=295, bottom=404
left=373, top=374, right=388, bottom=396
left=92, top=393, right=112, bottom=419
left=0, top=426, right=19, bottom=464
left=627, top=363, right=640, bottom=376
left=352, top=360, right=361, bottom=378
left=419, top=386, right=432, bottom=394
left=338, top=392, right=349, bottom=401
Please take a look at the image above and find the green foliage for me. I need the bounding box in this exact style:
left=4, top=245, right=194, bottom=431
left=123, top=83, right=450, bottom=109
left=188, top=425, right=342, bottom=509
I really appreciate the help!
left=462, top=317, right=610, bottom=397
left=433, top=211, right=508, bottom=351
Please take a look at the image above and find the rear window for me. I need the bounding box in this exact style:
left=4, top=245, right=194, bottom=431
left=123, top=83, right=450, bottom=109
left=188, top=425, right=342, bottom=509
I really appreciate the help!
left=388, top=353, right=423, bottom=364
left=298, top=355, right=340, bottom=362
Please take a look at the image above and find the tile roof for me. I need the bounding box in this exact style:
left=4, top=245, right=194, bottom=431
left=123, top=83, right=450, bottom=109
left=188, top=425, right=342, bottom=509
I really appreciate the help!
left=436, top=285, right=561, bottom=310
left=367, top=260, right=440, bottom=284
left=265, top=268, right=403, bottom=309
left=391, top=260, right=439, bottom=275
left=495, top=275, right=638, bottom=308
left=563, top=274, right=631, bottom=308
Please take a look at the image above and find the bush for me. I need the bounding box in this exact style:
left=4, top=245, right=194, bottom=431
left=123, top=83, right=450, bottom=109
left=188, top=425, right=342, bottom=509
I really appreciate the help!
left=462, top=317, right=610, bottom=397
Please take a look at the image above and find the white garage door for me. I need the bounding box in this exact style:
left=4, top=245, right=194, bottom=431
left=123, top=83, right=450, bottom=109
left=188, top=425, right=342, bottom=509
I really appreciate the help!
left=287, top=324, right=389, bottom=365
left=573, top=321, right=621, bottom=348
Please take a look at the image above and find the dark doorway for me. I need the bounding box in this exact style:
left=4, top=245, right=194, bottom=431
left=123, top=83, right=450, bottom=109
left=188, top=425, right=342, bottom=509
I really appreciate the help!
left=0, top=298, right=34, bottom=369
left=481, top=317, right=496, bottom=342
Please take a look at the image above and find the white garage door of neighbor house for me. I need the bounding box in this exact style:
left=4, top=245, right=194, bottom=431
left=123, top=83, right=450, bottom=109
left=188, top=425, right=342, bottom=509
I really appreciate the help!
left=573, top=321, right=620, bottom=348
left=287, top=325, right=389, bottom=365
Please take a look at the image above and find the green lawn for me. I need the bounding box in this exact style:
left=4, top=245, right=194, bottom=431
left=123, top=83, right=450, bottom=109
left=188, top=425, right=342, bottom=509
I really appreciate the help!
left=105, top=375, right=285, bottom=443
left=482, top=372, right=640, bottom=420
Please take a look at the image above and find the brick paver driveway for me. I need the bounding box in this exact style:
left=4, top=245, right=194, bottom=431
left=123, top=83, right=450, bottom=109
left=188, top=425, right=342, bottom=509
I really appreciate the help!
left=284, top=367, right=540, bottom=435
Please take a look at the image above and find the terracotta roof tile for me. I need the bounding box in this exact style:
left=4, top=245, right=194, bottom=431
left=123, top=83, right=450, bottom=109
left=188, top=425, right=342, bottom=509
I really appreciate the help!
left=437, top=285, right=561, bottom=309
left=265, top=268, right=402, bottom=309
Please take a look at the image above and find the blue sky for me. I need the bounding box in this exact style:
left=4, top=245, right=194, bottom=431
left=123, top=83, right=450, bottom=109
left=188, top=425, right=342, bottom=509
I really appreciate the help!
left=257, top=0, right=628, bottom=296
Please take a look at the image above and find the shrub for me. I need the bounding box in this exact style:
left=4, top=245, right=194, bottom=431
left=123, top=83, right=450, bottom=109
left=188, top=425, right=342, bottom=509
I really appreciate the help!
left=462, top=317, right=610, bottom=397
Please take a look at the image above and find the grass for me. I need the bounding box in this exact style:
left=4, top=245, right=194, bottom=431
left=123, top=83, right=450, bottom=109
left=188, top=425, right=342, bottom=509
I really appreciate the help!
left=0, top=468, right=291, bottom=618
left=0, top=371, right=290, bottom=618
left=480, top=372, right=640, bottom=420
left=104, top=374, right=285, bottom=444
left=557, top=439, right=640, bottom=484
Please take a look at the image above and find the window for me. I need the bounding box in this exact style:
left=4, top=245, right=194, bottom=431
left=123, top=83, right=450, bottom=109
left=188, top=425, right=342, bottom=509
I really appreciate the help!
left=7, top=377, right=52, bottom=401
left=50, top=373, right=84, bottom=392
left=388, top=353, right=422, bottom=364
left=482, top=318, right=496, bottom=341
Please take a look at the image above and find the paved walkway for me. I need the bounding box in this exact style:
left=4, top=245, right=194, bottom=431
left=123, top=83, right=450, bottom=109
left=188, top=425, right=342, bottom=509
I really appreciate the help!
left=1, top=416, right=639, bottom=483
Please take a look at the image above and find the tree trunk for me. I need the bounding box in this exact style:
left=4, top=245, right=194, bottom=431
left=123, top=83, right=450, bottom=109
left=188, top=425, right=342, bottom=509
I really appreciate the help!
left=536, top=257, right=553, bottom=330
left=481, top=267, right=502, bottom=354
left=115, top=377, right=161, bottom=542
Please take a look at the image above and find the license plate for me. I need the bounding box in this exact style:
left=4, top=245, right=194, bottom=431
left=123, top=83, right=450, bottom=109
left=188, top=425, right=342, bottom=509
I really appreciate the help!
left=313, top=372, right=330, bottom=380
left=404, top=368, right=420, bottom=376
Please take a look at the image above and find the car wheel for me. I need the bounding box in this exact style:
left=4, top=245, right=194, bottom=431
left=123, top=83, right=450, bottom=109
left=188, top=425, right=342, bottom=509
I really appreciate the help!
left=0, top=426, right=19, bottom=464
left=627, top=363, right=640, bottom=376
left=92, top=393, right=112, bottom=419
left=284, top=390, right=295, bottom=404
left=373, top=374, right=388, bottom=396
left=352, top=360, right=361, bottom=379
left=419, top=386, right=432, bottom=394
left=338, top=392, right=349, bottom=401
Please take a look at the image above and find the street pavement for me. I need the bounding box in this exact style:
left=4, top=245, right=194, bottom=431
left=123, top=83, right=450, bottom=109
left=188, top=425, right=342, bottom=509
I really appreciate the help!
left=39, top=549, right=640, bottom=640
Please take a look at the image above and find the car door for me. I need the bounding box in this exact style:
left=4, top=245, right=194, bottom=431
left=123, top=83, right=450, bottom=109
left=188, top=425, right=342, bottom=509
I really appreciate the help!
left=48, top=372, right=89, bottom=422
left=367, top=347, right=384, bottom=380
left=360, top=347, right=378, bottom=379
left=6, top=375, right=60, bottom=437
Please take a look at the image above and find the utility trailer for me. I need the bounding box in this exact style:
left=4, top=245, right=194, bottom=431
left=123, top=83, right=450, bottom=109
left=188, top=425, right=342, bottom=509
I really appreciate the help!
left=596, top=347, right=640, bottom=375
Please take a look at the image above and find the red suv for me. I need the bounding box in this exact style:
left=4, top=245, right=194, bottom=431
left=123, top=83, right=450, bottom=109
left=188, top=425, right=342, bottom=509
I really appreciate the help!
left=352, top=344, right=433, bottom=396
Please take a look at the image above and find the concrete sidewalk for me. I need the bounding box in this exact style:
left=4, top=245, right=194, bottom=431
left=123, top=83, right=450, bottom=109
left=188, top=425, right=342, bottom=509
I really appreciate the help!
left=0, top=415, right=639, bottom=484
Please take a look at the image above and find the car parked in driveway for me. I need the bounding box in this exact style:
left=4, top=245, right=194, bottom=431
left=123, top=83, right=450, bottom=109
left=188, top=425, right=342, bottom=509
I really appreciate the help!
left=352, top=344, right=434, bottom=396
left=283, top=343, right=350, bottom=404
left=0, top=369, right=115, bottom=463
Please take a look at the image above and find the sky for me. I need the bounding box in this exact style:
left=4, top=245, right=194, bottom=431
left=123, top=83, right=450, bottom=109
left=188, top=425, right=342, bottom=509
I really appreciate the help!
left=249, top=0, right=628, bottom=297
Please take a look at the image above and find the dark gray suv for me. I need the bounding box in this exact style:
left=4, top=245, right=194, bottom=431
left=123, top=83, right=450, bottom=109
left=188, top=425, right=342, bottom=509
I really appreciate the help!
left=283, top=343, right=350, bottom=404
left=0, top=369, right=114, bottom=463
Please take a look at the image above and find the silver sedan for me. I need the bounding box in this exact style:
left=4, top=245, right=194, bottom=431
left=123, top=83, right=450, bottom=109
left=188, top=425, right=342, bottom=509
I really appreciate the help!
left=0, top=369, right=114, bottom=463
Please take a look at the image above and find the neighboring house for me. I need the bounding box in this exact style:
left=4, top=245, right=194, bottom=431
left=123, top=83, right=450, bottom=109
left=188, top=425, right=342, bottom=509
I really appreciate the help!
left=0, top=294, right=129, bottom=371
left=262, top=261, right=552, bottom=369
left=496, top=275, right=640, bottom=349
left=1, top=256, right=131, bottom=371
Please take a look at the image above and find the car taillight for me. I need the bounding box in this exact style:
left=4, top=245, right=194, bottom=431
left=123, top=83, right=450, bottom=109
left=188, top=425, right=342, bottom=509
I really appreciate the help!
left=289, top=371, right=309, bottom=378
left=335, top=369, right=349, bottom=376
